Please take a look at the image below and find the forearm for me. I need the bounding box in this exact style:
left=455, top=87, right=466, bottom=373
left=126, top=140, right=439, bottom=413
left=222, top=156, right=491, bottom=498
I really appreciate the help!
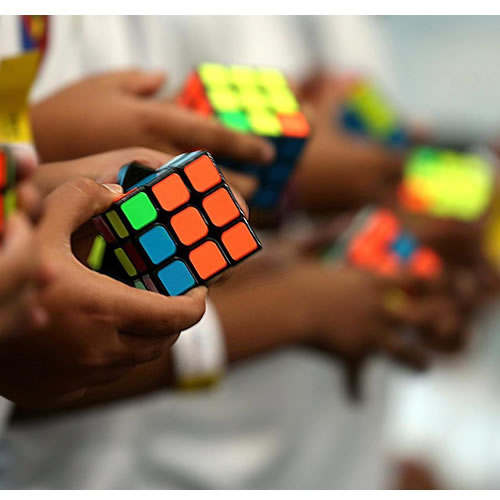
left=211, top=266, right=311, bottom=363
left=71, top=351, right=175, bottom=409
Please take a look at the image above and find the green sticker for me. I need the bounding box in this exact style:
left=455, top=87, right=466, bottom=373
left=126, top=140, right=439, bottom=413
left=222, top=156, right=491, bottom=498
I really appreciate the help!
left=106, top=210, right=129, bottom=238
left=218, top=111, right=251, bottom=132
left=121, top=192, right=157, bottom=230
left=134, top=279, right=147, bottom=290
left=87, top=235, right=106, bottom=271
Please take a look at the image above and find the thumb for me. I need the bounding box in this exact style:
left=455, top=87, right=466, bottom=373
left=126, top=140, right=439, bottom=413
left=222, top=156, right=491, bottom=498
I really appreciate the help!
left=115, top=69, right=166, bottom=97
left=40, top=178, right=123, bottom=244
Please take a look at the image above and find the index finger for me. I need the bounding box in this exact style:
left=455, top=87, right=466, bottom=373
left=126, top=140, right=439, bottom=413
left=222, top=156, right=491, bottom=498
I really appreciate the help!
left=152, top=104, right=275, bottom=165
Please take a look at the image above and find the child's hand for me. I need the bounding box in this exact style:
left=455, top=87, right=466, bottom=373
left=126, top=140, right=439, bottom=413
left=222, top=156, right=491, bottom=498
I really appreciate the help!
left=0, top=146, right=49, bottom=341
left=34, top=146, right=258, bottom=206
left=30, top=70, right=275, bottom=165
left=33, top=147, right=174, bottom=197
left=0, top=178, right=207, bottom=408
left=292, top=73, right=404, bottom=212
left=0, top=213, right=49, bottom=339
left=301, top=263, right=432, bottom=369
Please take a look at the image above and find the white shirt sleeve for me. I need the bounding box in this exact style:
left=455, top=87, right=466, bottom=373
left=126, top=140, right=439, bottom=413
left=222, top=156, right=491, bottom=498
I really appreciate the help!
left=172, top=298, right=226, bottom=383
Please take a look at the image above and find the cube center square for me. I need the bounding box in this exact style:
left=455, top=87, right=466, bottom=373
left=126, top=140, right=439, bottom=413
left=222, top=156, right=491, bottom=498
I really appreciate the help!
left=323, top=207, right=442, bottom=279
left=177, top=63, right=311, bottom=224
left=91, top=150, right=262, bottom=296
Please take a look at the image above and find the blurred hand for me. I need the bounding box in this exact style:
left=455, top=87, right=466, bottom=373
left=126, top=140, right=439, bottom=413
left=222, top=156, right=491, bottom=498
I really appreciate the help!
left=30, top=70, right=275, bottom=166
left=0, top=178, right=207, bottom=408
left=303, top=264, right=435, bottom=369
left=0, top=213, right=50, bottom=341
left=292, top=72, right=405, bottom=212
left=0, top=146, right=49, bottom=347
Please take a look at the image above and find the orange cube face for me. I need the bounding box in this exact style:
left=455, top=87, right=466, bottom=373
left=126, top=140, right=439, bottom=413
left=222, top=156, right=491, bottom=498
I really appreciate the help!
left=91, top=151, right=262, bottom=296
left=327, top=208, right=442, bottom=279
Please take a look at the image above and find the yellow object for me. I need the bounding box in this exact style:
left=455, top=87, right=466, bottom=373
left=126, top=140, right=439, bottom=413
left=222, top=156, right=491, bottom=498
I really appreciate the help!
left=484, top=193, right=500, bottom=267
left=87, top=235, right=107, bottom=271
left=114, top=248, right=137, bottom=277
left=106, top=210, right=129, bottom=239
left=383, top=288, right=409, bottom=314
left=176, top=373, right=223, bottom=391
left=0, top=51, right=40, bottom=144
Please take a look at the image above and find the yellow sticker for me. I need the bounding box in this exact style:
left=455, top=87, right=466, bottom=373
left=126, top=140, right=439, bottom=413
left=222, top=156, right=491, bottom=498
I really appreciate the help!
left=0, top=51, right=40, bottom=144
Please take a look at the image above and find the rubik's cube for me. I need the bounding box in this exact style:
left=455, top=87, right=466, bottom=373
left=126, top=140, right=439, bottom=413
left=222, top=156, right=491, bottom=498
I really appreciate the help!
left=0, top=146, right=17, bottom=236
left=340, top=80, right=408, bottom=148
left=88, top=151, right=262, bottom=296
left=178, top=63, right=310, bottom=224
left=398, top=147, right=494, bottom=221
left=323, top=207, right=442, bottom=278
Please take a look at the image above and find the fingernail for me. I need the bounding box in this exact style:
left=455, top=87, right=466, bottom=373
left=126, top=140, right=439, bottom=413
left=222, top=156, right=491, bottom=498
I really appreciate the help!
left=102, top=183, right=123, bottom=194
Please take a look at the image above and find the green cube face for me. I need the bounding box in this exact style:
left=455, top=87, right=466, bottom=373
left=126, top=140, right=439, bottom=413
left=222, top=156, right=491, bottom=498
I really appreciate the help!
left=120, top=192, right=157, bottom=230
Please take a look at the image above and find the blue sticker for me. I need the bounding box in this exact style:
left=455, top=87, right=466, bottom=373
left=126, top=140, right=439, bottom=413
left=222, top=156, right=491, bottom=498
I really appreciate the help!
left=139, top=225, right=176, bottom=265
left=391, top=233, right=417, bottom=261
left=157, top=260, right=196, bottom=296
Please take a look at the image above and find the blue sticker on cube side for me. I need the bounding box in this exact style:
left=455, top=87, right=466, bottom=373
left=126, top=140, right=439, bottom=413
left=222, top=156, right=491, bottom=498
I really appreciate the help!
left=391, top=233, right=417, bottom=261
left=163, top=151, right=201, bottom=170
left=139, top=225, right=176, bottom=265
left=129, top=173, right=160, bottom=191
left=268, top=163, right=292, bottom=183
left=340, top=107, right=367, bottom=136
left=157, top=260, right=196, bottom=296
left=251, top=188, right=280, bottom=209
left=387, top=128, right=408, bottom=148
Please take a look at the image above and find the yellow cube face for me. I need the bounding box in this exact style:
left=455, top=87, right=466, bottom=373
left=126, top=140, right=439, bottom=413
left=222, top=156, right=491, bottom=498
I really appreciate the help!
left=186, top=63, right=309, bottom=139
left=399, top=147, right=494, bottom=221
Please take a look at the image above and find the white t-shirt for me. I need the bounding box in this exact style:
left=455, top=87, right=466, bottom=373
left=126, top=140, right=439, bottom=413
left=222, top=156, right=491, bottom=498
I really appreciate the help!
left=0, top=399, right=11, bottom=434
